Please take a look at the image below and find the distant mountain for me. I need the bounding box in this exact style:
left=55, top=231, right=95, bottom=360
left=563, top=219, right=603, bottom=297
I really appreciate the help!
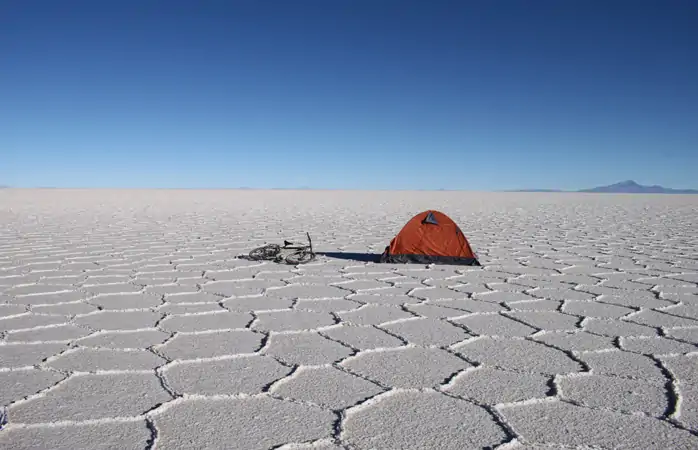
left=510, top=180, right=698, bottom=194
left=578, top=180, right=698, bottom=194
left=504, top=180, right=698, bottom=194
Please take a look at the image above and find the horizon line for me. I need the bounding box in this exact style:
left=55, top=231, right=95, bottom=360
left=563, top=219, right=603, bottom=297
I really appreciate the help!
left=2, top=186, right=698, bottom=194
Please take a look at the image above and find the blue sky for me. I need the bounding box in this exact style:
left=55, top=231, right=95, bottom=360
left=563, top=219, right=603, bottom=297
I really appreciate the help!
left=2, top=0, right=697, bottom=190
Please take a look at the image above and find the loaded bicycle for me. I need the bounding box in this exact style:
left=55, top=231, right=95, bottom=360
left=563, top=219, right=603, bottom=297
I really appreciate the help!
left=246, top=232, right=316, bottom=265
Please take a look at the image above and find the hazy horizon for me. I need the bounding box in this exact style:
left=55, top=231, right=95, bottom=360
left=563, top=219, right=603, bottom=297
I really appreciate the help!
left=2, top=179, right=698, bottom=192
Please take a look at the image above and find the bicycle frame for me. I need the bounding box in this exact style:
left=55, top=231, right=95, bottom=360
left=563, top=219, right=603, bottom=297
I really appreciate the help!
left=283, top=232, right=313, bottom=252
left=246, top=232, right=315, bottom=264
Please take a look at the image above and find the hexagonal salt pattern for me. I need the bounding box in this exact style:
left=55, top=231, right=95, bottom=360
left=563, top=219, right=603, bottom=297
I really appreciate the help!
left=153, top=396, right=335, bottom=449
left=342, top=390, right=508, bottom=449
left=162, top=355, right=293, bottom=396
left=7, top=372, right=172, bottom=423
left=1, top=189, right=697, bottom=449
left=0, top=421, right=151, bottom=450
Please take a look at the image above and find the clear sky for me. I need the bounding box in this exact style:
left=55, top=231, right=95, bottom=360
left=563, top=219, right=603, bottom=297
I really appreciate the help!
left=2, top=0, right=697, bottom=190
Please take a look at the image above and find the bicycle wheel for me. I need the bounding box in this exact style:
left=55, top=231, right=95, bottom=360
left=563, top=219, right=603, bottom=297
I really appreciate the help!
left=285, top=250, right=316, bottom=265
left=248, top=244, right=281, bottom=261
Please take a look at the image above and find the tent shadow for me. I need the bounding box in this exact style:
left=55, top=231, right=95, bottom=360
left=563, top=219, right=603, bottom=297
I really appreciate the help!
left=316, top=252, right=382, bottom=263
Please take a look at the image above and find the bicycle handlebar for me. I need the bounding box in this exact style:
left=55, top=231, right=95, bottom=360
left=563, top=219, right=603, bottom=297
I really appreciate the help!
left=283, top=233, right=313, bottom=250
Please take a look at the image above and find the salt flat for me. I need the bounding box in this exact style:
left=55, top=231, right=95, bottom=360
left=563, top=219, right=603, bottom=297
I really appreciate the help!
left=1, top=188, right=698, bottom=449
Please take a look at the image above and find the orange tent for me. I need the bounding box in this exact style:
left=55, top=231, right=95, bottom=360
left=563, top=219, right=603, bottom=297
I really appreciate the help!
left=379, top=210, right=480, bottom=265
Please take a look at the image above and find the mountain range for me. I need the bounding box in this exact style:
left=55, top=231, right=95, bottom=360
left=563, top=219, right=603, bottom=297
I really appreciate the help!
left=511, top=180, right=698, bottom=194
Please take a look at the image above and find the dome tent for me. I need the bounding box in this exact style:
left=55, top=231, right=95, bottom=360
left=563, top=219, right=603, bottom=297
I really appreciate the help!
left=379, top=210, right=480, bottom=265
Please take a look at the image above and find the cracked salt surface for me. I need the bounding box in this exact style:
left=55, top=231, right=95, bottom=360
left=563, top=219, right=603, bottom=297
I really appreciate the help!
left=8, top=372, right=172, bottom=423
left=163, top=355, right=293, bottom=395
left=1, top=189, right=698, bottom=449
left=343, top=390, right=508, bottom=449
left=153, top=396, right=335, bottom=449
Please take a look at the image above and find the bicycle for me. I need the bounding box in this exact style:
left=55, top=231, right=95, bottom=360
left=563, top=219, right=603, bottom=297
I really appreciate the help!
left=247, top=232, right=316, bottom=265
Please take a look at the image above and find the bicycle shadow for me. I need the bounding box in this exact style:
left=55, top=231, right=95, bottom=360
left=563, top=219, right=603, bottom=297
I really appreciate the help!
left=316, top=252, right=382, bottom=263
